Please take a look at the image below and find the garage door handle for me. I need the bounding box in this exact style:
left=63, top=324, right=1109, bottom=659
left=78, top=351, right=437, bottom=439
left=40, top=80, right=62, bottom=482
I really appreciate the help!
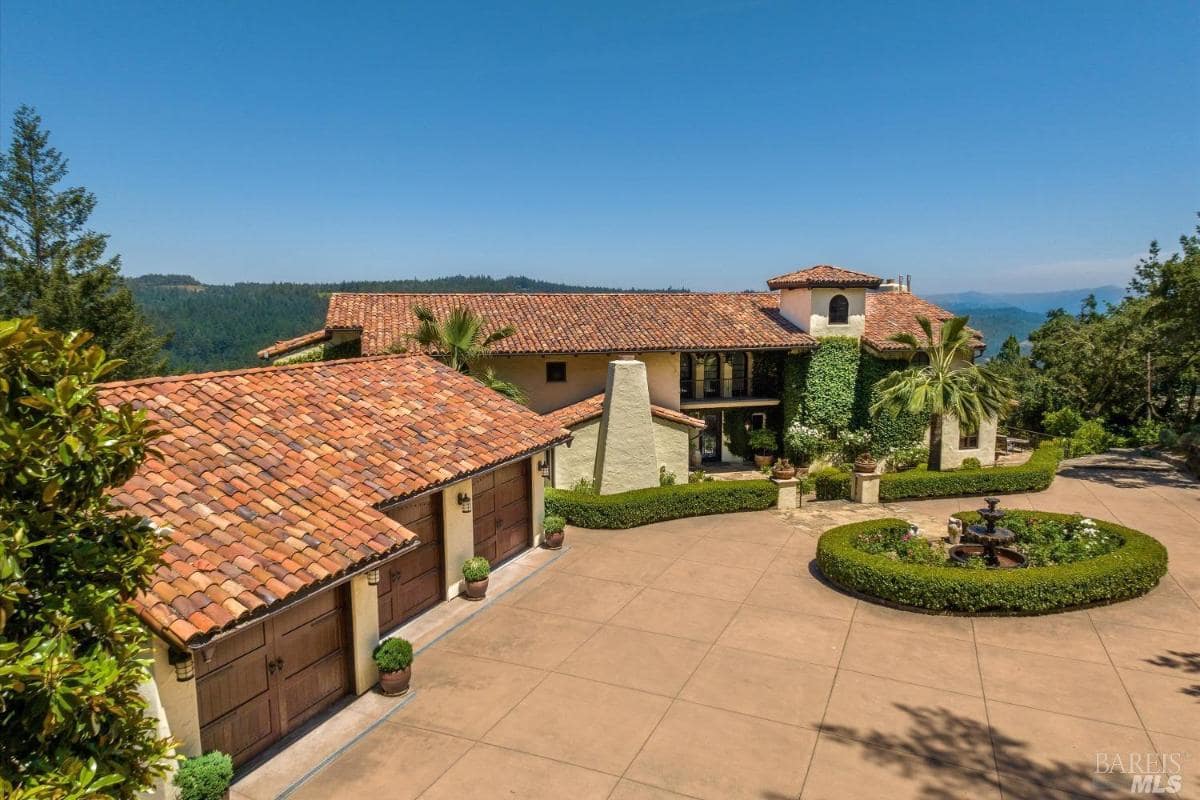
left=268, top=657, right=285, bottom=674
left=494, top=518, right=501, bottom=530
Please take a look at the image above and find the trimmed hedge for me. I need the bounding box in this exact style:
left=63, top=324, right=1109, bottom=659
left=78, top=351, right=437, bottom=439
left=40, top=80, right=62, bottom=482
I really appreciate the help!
left=545, top=480, right=778, bottom=529
left=811, top=467, right=852, bottom=500
left=877, top=441, right=1062, bottom=501
left=816, top=512, right=1168, bottom=614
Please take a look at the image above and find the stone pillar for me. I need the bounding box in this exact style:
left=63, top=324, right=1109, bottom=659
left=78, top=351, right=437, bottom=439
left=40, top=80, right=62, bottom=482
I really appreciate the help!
left=852, top=471, right=881, bottom=504
left=441, top=477, right=475, bottom=599
left=348, top=573, right=380, bottom=694
left=594, top=360, right=660, bottom=494
left=772, top=477, right=799, bottom=510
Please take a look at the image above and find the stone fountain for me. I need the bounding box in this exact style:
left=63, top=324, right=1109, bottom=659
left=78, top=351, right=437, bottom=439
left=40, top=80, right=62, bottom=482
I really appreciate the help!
left=949, top=497, right=1027, bottom=568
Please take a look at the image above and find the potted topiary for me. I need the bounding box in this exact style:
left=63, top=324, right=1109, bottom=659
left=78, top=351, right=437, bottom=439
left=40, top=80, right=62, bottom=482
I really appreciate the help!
left=543, top=514, right=566, bottom=550
left=374, top=637, right=414, bottom=696
left=462, top=556, right=490, bottom=600
left=175, top=751, right=234, bottom=800
left=748, top=429, right=777, bottom=468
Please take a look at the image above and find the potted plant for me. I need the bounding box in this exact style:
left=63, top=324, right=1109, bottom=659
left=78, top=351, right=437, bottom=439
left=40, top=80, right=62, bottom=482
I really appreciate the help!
left=784, top=422, right=826, bottom=471
left=838, top=429, right=876, bottom=473
left=373, top=637, right=414, bottom=696
left=771, top=457, right=796, bottom=480
left=748, top=429, right=777, bottom=468
left=462, top=556, right=490, bottom=600
left=543, top=514, right=566, bottom=550
left=175, top=751, right=234, bottom=800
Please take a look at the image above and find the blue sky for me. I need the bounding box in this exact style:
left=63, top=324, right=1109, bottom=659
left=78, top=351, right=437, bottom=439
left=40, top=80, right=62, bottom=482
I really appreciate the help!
left=1, top=1, right=1197, bottom=292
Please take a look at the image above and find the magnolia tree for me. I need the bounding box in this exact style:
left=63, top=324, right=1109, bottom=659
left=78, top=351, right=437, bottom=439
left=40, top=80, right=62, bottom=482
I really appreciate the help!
left=0, top=317, right=173, bottom=798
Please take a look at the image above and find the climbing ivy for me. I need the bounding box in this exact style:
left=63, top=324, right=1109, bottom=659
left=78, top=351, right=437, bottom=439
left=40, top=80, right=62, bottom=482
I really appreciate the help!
left=800, top=337, right=860, bottom=431
left=854, top=351, right=929, bottom=453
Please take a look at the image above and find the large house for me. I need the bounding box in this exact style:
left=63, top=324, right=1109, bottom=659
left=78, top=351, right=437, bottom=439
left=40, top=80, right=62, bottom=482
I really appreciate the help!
left=101, top=356, right=568, bottom=776
left=261, top=265, right=992, bottom=479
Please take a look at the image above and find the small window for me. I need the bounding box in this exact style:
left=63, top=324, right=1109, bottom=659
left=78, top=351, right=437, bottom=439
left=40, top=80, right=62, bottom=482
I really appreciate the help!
left=546, top=362, right=567, bottom=382
left=750, top=412, right=767, bottom=430
left=828, top=294, right=849, bottom=325
left=959, top=432, right=979, bottom=449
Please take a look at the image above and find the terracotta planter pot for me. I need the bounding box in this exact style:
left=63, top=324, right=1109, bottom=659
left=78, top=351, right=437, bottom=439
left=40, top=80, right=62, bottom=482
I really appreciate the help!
left=464, top=577, right=489, bottom=601
left=754, top=454, right=774, bottom=468
left=771, top=465, right=796, bottom=480
left=853, top=454, right=877, bottom=474
left=543, top=530, right=565, bottom=550
left=379, top=665, right=412, bottom=697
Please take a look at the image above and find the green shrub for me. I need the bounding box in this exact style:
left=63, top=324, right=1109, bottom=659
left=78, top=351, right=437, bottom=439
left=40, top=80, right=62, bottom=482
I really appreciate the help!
left=1068, top=420, right=1110, bottom=456
left=816, top=513, right=1168, bottom=613
left=960, top=457, right=982, bottom=470
left=886, top=444, right=928, bottom=472
left=878, top=441, right=1061, bottom=501
left=462, top=556, right=490, bottom=581
left=545, top=480, right=777, bottom=529
left=688, top=469, right=714, bottom=483
left=543, top=514, right=566, bottom=534
left=175, top=752, right=234, bottom=800
left=1042, top=407, right=1084, bottom=437
left=658, top=466, right=676, bottom=486
left=748, top=428, right=777, bottom=455
left=568, top=477, right=596, bottom=494
left=372, top=637, right=413, bottom=673
left=1131, top=418, right=1163, bottom=448
left=811, top=467, right=851, bottom=500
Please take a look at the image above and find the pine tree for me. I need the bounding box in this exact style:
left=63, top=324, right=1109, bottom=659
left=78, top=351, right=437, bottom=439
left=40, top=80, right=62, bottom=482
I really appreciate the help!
left=0, top=105, right=166, bottom=378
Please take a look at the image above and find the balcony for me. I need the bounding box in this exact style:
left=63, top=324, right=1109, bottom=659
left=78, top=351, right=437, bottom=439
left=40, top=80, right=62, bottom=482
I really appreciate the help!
left=678, top=352, right=778, bottom=409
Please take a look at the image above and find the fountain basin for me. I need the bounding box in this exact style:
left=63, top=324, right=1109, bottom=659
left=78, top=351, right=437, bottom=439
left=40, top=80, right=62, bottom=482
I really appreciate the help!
left=949, top=543, right=1027, bottom=569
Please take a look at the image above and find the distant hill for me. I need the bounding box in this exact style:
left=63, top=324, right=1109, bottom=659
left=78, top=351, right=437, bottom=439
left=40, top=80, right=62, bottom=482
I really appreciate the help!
left=925, top=285, right=1125, bottom=314
left=948, top=306, right=1045, bottom=356
left=128, top=273, right=683, bottom=374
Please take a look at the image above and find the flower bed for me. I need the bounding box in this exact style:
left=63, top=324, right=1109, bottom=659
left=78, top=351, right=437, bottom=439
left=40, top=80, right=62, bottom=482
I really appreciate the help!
left=545, top=480, right=778, bottom=529
left=816, top=511, right=1167, bottom=614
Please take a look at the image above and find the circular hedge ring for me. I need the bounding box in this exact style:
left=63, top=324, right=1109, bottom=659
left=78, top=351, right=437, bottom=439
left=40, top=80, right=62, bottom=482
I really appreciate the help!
left=816, top=511, right=1168, bottom=615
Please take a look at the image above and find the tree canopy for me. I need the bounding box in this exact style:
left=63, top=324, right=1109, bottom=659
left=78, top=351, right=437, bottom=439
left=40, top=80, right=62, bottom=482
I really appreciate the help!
left=0, top=317, right=173, bottom=798
left=0, top=106, right=166, bottom=379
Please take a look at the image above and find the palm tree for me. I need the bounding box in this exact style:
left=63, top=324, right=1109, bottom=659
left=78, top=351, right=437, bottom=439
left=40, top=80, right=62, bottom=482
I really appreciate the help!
left=871, top=315, right=1012, bottom=470
left=405, top=305, right=527, bottom=403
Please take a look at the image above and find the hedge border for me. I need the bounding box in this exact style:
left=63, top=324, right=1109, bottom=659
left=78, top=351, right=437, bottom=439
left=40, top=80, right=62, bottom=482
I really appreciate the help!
left=815, top=511, right=1168, bottom=615
left=878, top=441, right=1063, bottom=501
left=545, top=480, right=778, bottom=529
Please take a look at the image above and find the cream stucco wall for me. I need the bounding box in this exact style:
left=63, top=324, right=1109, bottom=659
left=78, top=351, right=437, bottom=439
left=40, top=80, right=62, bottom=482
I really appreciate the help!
left=594, top=360, right=661, bottom=494
left=148, top=638, right=201, bottom=770
left=554, top=418, right=691, bottom=487
left=778, top=287, right=866, bottom=338
left=477, top=352, right=680, bottom=414
left=938, top=414, right=998, bottom=470
left=348, top=573, right=380, bottom=694
left=440, top=477, right=475, bottom=599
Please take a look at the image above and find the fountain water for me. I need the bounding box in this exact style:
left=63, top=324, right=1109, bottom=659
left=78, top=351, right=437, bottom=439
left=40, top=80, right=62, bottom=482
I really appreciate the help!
left=948, top=497, right=1028, bottom=568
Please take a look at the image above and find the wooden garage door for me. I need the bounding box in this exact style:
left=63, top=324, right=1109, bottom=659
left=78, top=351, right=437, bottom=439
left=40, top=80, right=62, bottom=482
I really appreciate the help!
left=196, top=587, right=351, bottom=767
left=378, top=492, right=444, bottom=632
left=473, top=460, right=531, bottom=567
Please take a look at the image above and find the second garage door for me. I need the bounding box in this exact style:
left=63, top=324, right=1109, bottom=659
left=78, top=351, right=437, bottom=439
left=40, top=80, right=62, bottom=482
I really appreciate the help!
left=378, top=492, right=444, bottom=632
left=473, top=460, right=531, bottom=567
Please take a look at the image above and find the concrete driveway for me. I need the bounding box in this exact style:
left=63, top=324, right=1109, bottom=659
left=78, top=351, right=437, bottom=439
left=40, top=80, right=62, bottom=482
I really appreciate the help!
left=235, top=466, right=1200, bottom=800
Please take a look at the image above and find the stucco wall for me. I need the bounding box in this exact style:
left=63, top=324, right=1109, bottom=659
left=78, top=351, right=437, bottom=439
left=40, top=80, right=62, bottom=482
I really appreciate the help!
left=348, top=573, right=380, bottom=694
left=938, top=414, right=998, bottom=469
left=477, top=352, right=680, bottom=414
left=149, top=638, right=201, bottom=758
left=440, top=477, right=475, bottom=599
left=778, top=287, right=866, bottom=337
left=553, top=417, right=691, bottom=488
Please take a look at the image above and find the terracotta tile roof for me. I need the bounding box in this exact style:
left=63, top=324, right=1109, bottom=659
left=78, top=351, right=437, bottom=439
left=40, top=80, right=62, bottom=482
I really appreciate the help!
left=257, top=329, right=331, bottom=359
left=100, top=355, right=569, bottom=648
left=766, top=265, right=883, bottom=289
left=864, top=292, right=985, bottom=352
left=324, top=293, right=816, bottom=356
left=544, top=393, right=707, bottom=430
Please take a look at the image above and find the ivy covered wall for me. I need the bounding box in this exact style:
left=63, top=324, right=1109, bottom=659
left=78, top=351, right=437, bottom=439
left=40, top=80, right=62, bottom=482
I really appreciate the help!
left=773, top=339, right=928, bottom=458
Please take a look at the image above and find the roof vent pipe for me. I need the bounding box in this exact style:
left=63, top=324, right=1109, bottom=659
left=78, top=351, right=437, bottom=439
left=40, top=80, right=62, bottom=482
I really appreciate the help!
left=905, top=274, right=912, bottom=292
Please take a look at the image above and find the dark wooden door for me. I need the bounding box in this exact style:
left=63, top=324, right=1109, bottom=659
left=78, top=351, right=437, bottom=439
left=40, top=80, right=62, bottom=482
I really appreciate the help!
left=473, top=460, right=531, bottom=567
left=377, top=492, right=444, bottom=632
left=700, top=411, right=722, bottom=463
left=196, top=587, right=351, bottom=767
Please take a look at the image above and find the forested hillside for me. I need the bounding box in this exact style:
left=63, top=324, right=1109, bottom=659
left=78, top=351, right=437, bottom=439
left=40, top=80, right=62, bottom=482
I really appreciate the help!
left=129, top=274, right=676, bottom=373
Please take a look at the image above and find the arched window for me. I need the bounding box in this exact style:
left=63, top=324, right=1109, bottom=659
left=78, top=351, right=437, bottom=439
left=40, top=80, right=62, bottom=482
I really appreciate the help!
left=828, top=294, right=849, bottom=325
left=728, top=352, right=747, bottom=397
left=702, top=354, right=720, bottom=397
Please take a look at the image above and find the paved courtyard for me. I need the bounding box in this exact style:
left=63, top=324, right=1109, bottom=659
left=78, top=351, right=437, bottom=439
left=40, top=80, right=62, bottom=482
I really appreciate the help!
left=234, top=466, right=1200, bottom=800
